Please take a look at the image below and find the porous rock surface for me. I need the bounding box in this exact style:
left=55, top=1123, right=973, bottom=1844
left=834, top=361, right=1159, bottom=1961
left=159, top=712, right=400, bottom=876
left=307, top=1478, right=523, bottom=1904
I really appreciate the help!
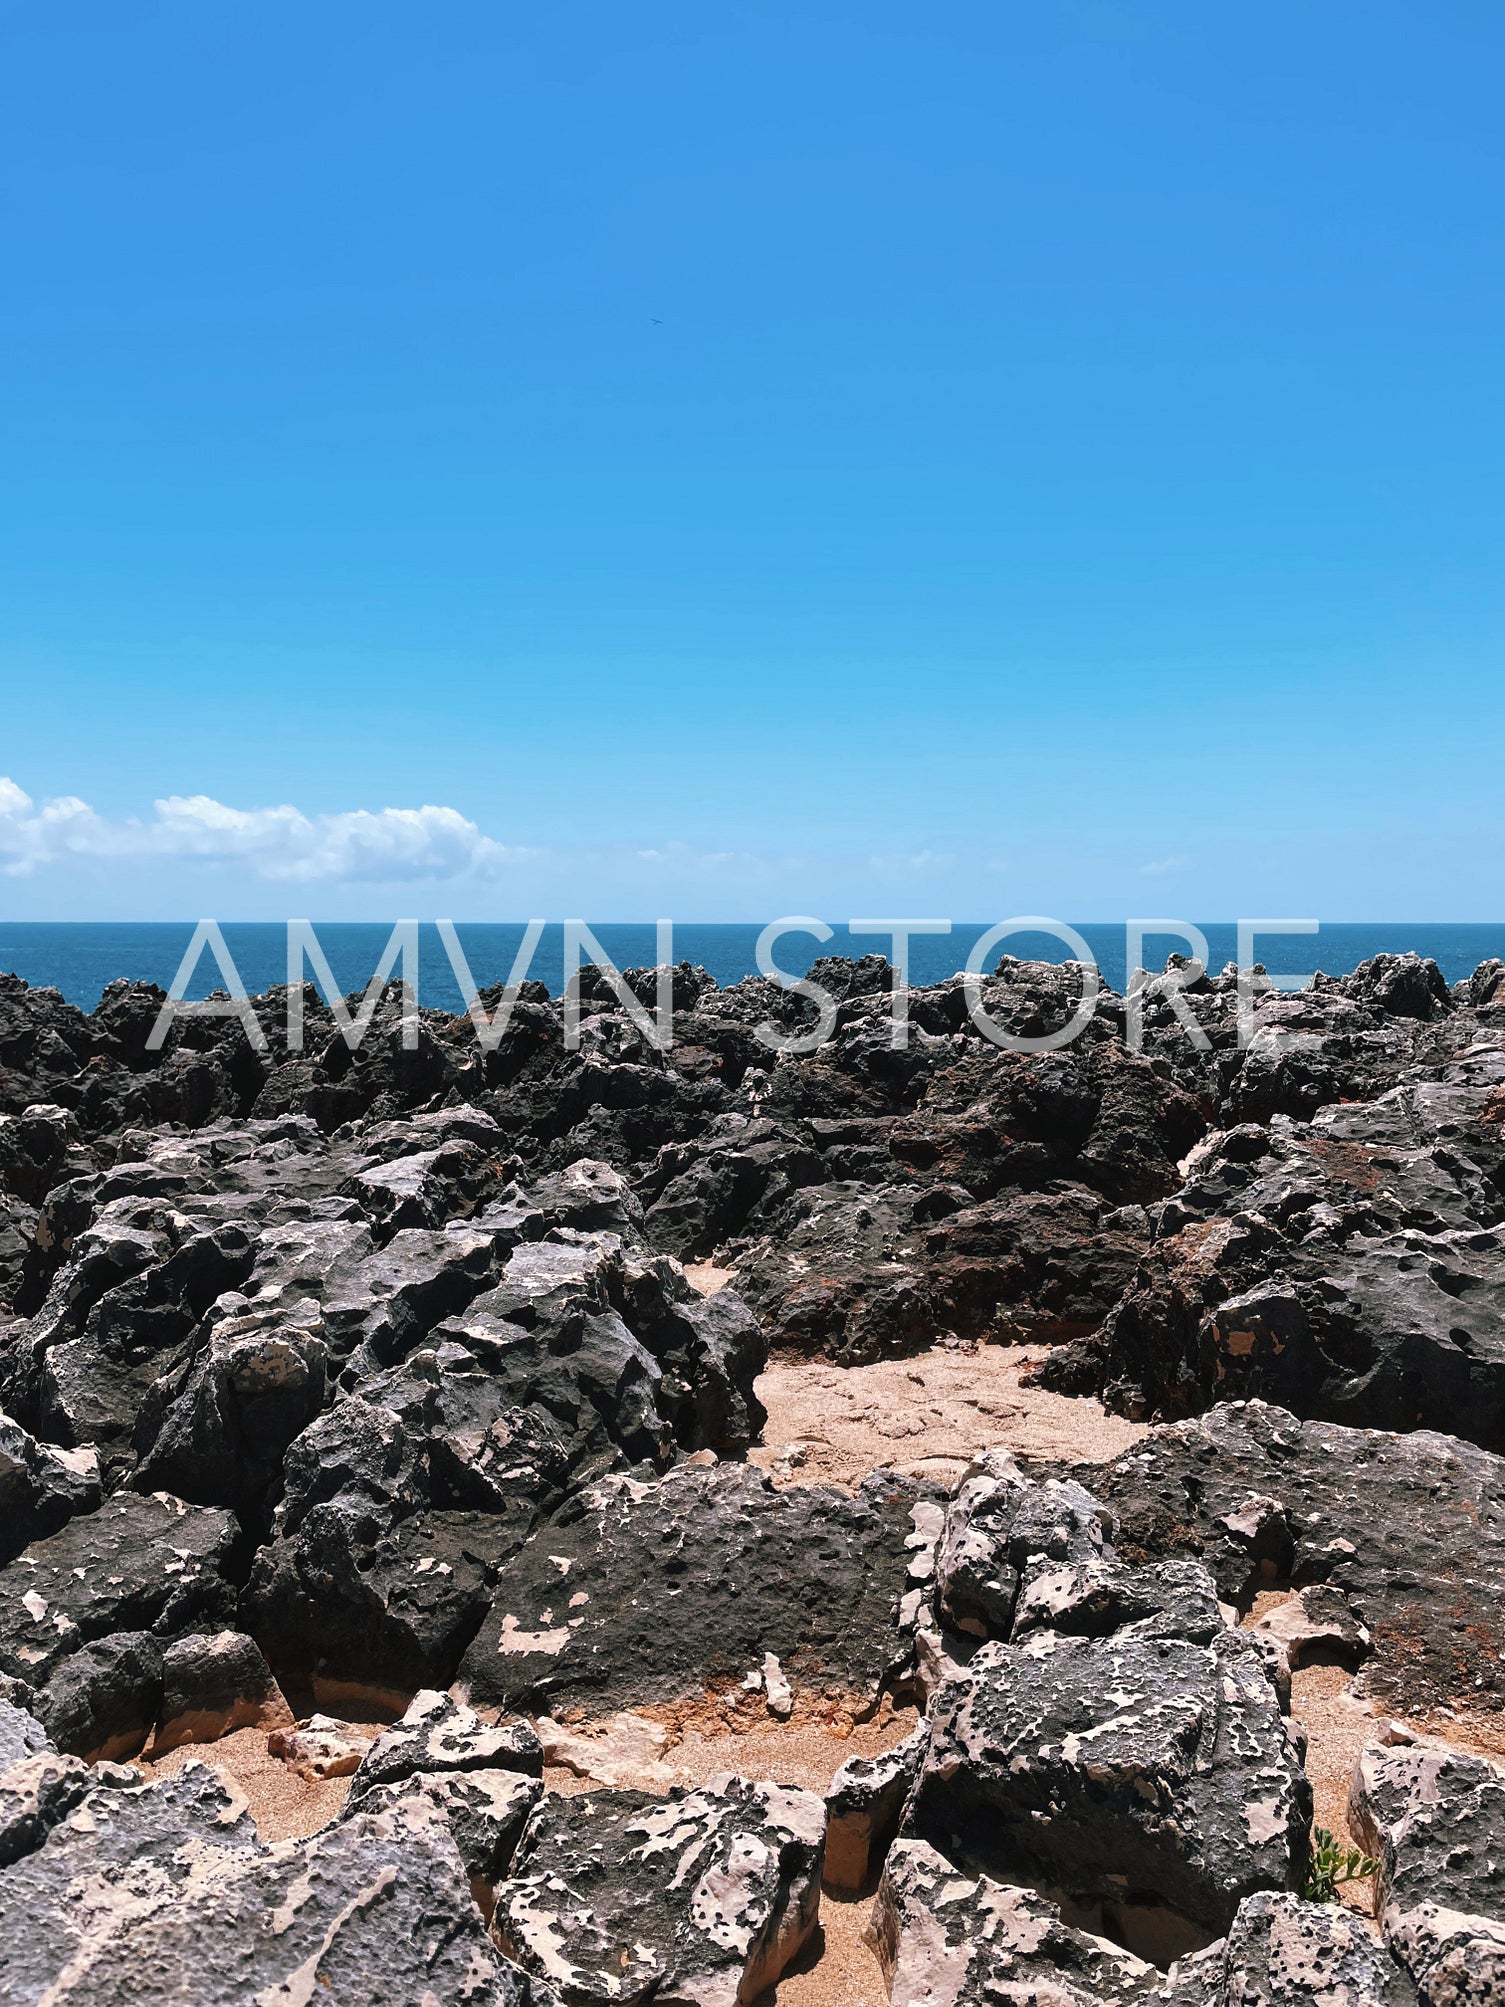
left=0, top=949, right=1502, bottom=2000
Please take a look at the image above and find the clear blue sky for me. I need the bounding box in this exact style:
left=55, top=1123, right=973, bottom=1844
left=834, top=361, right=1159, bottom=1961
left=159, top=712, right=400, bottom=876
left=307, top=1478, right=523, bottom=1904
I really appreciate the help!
left=1, top=1, right=1501, bottom=921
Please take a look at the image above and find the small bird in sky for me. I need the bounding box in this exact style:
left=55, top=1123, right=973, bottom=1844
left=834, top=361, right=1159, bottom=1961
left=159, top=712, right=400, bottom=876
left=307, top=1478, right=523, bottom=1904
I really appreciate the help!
left=651, top=318, right=662, bottom=324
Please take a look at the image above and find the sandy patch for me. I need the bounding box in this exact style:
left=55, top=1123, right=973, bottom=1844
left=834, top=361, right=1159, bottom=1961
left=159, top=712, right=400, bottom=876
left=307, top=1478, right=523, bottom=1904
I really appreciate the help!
left=134, top=1719, right=384, bottom=1842
left=771, top=1889, right=885, bottom=2007
left=750, top=1343, right=1148, bottom=1491
left=686, top=1263, right=736, bottom=1296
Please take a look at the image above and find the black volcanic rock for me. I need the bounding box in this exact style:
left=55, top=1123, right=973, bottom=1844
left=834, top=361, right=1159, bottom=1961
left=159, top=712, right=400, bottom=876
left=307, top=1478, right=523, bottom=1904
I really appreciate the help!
left=1050, top=1399, right=1505, bottom=1716
left=458, top=1461, right=930, bottom=1716
left=3, top=952, right=1505, bottom=2001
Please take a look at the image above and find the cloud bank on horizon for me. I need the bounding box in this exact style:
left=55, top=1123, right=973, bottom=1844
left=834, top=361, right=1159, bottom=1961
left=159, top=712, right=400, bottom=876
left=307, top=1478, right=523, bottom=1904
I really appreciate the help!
left=0, top=777, right=526, bottom=884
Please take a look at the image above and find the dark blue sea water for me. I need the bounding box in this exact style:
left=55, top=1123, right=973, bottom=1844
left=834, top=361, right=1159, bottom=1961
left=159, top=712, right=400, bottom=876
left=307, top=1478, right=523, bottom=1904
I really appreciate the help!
left=1, top=921, right=1503, bottom=1014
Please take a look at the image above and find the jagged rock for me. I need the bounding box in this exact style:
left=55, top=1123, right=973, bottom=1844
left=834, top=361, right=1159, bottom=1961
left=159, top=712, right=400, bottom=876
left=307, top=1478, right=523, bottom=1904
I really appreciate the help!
left=1385, top=1903, right=1505, bottom=2003
left=0, top=1699, right=137, bottom=1871
left=1250, top=1583, right=1370, bottom=1669
left=0, top=1696, right=50, bottom=1772
left=358, top=1764, right=542, bottom=1904
left=0, top=1763, right=260, bottom=1994
left=1012, top=1552, right=1228, bottom=1647
left=1350, top=1739, right=1505, bottom=1925
left=1051, top=1050, right=1505, bottom=1443
left=150, top=1628, right=292, bottom=1752
left=1055, top=1401, right=1505, bottom=1716
left=244, top=1495, right=536, bottom=1701
left=33, top=1630, right=163, bottom=1759
left=496, top=1775, right=826, bottom=2005
left=869, top=1837, right=1164, bottom=2004
left=0, top=1490, right=238, bottom=1685
left=907, top=1628, right=1310, bottom=1945
left=1180, top=1890, right=1419, bottom=2005
left=348, top=1138, right=503, bottom=1238
left=0, top=1409, right=99, bottom=1566
left=0, top=1762, right=533, bottom=2004
left=458, top=1461, right=927, bottom=1716
left=825, top=1721, right=928, bottom=1893
left=128, top=1290, right=329, bottom=1516
left=346, top=1688, right=542, bottom=1808
left=267, top=1713, right=373, bottom=1779
left=734, top=1177, right=1153, bottom=1365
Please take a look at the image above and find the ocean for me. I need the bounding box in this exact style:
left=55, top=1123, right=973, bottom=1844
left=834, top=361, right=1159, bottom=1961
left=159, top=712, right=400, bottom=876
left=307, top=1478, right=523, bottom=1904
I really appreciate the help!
left=1, top=921, right=1503, bottom=1014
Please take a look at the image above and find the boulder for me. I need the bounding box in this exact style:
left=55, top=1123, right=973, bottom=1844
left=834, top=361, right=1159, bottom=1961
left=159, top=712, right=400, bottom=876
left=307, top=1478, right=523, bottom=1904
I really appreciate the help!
left=869, top=1837, right=1164, bottom=2005
left=0, top=1491, right=238, bottom=1685
left=458, top=1462, right=927, bottom=1716
left=0, top=1762, right=535, bottom=2005
left=345, top=1687, right=542, bottom=1808
left=150, top=1629, right=292, bottom=1752
left=1056, top=1401, right=1505, bottom=1717
left=496, top=1774, right=826, bottom=2005
left=907, top=1629, right=1310, bottom=1946
left=33, top=1630, right=163, bottom=1759
left=0, top=1410, right=99, bottom=1566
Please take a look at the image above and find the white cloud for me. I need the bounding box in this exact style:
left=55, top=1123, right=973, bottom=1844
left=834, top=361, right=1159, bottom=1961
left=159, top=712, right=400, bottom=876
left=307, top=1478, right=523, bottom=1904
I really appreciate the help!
left=0, top=778, right=533, bottom=883
left=1138, top=855, right=1190, bottom=877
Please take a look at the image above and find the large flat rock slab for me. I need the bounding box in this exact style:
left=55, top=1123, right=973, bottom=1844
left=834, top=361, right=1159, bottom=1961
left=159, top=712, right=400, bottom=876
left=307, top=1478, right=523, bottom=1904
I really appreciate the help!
left=458, top=1461, right=928, bottom=1715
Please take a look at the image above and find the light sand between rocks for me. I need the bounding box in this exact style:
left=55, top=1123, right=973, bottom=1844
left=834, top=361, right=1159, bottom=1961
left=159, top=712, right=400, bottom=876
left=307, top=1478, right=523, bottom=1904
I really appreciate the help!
left=750, top=1342, right=1148, bottom=1490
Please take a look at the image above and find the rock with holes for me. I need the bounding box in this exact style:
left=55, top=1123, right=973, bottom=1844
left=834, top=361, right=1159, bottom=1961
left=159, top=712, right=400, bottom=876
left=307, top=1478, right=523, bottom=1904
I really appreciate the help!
left=0, top=1490, right=238, bottom=1686
left=495, top=1774, right=826, bottom=2006
left=346, top=1688, right=542, bottom=1809
left=906, top=1628, right=1310, bottom=1946
left=0, top=1762, right=536, bottom=2005
left=1043, top=1055, right=1505, bottom=1444
left=1184, top=1890, right=1419, bottom=2004
left=1350, top=1737, right=1505, bottom=2003
left=0, top=1698, right=110, bottom=1870
left=824, top=1721, right=929, bottom=1893
left=1012, top=1554, right=1227, bottom=1647
left=355, top=1765, right=542, bottom=1899
left=458, top=1461, right=928, bottom=1716
left=1053, top=1400, right=1505, bottom=1718
left=868, top=1837, right=1164, bottom=2005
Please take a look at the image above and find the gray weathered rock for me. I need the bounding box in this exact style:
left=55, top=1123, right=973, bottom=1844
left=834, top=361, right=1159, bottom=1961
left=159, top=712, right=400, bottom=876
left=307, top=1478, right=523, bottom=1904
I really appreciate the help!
left=1350, top=1738, right=1505, bottom=1925
left=1012, top=1553, right=1227, bottom=1647
left=869, top=1837, right=1163, bottom=2005
left=1199, top=1890, right=1418, bottom=2004
left=496, top=1774, right=826, bottom=2006
left=0, top=1762, right=534, bottom=2005
left=346, top=1686, right=543, bottom=1809
left=357, top=1765, right=542, bottom=1899
left=1057, top=1401, right=1505, bottom=1716
left=907, top=1628, right=1310, bottom=1942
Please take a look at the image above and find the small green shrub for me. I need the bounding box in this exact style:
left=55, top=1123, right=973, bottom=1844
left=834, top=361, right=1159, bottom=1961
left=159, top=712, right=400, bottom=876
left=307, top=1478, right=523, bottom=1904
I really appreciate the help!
left=1303, top=1826, right=1380, bottom=1904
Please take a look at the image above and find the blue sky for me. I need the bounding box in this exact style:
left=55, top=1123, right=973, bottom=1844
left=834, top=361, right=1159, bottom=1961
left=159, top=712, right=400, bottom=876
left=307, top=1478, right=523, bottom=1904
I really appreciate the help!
left=1, top=1, right=1501, bottom=921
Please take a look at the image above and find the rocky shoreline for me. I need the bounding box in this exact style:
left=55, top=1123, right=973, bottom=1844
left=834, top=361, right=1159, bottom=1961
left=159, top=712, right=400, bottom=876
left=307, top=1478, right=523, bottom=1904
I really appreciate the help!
left=2, top=945, right=1505, bottom=2001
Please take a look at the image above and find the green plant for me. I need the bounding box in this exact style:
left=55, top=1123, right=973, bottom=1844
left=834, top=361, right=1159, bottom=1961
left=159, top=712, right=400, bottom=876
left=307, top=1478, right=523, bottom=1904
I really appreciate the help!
left=1303, top=1826, right=1380, bottom=1904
